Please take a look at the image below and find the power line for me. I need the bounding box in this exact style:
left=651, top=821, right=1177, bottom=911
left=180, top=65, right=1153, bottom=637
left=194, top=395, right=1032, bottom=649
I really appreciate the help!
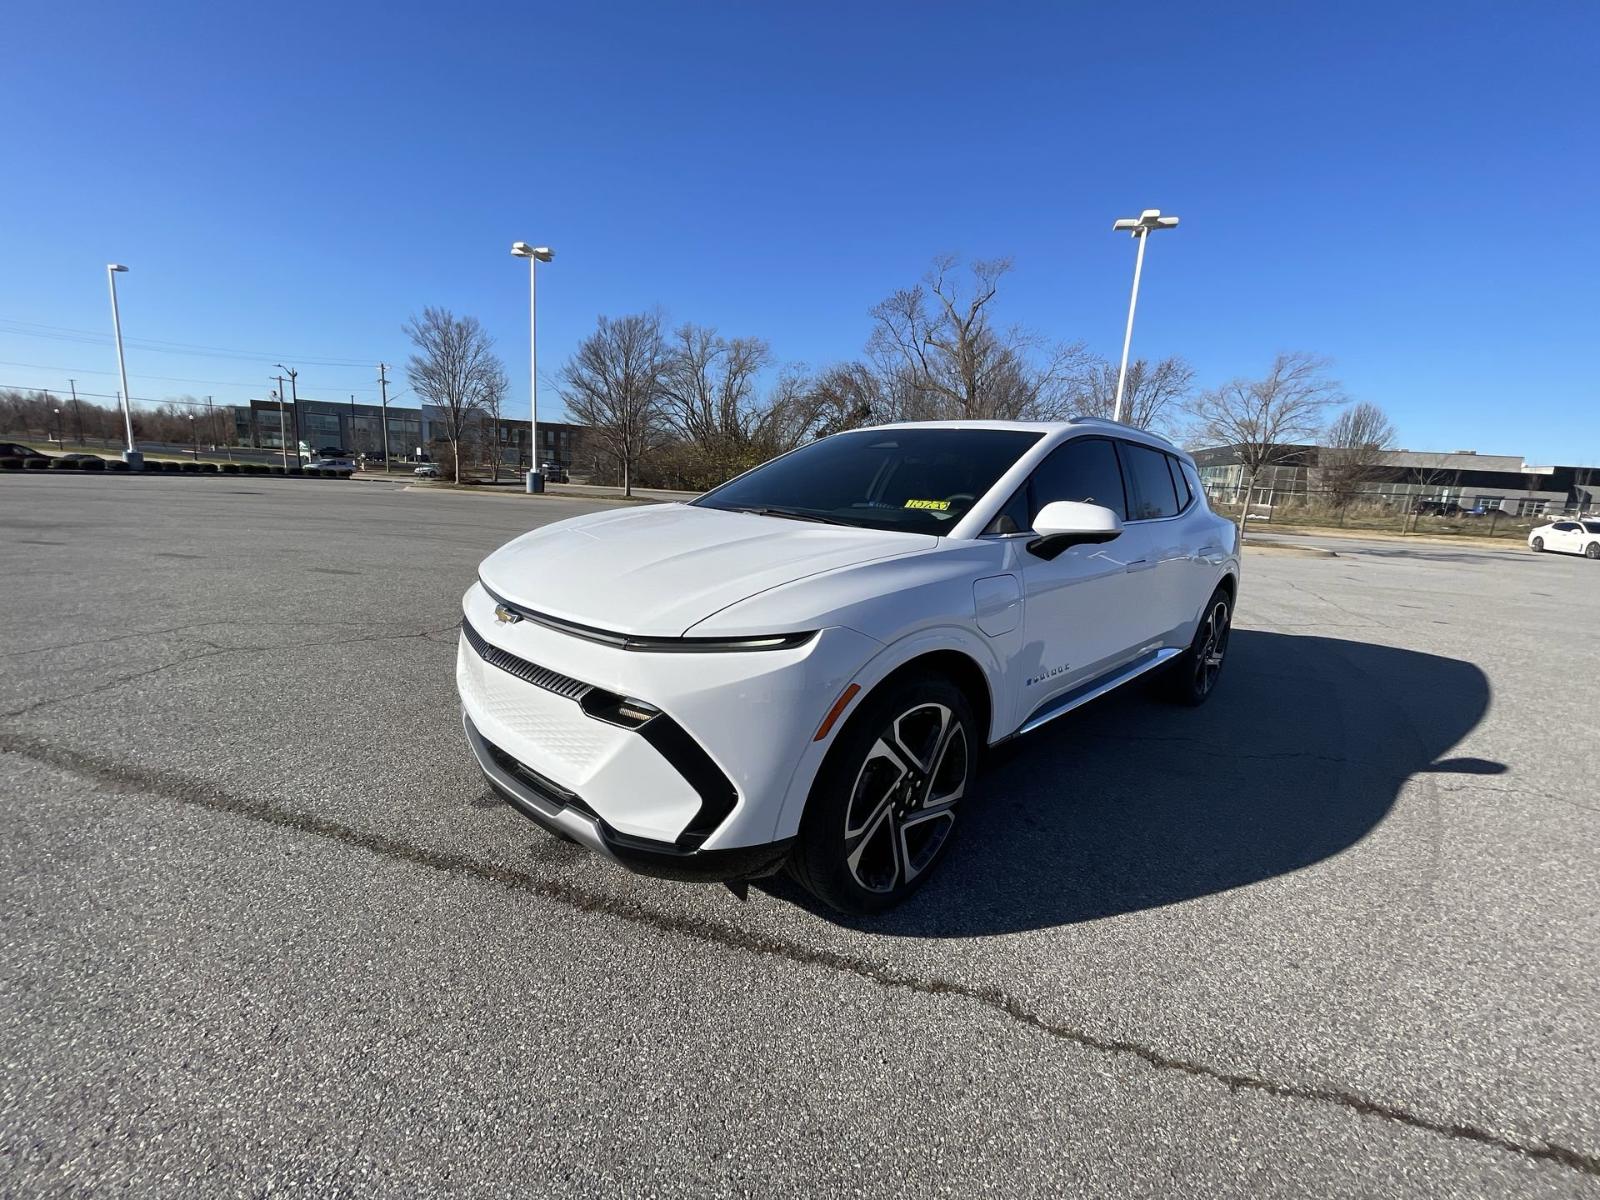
left=0, top=381, right=410, bottom=410
left=0, top=358, right=384, bottom=393
left=0, top=317, right=381, bottom=368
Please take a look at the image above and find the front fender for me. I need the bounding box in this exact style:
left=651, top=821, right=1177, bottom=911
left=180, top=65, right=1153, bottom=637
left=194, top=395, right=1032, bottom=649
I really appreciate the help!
left=766, top=622, right=1009, bottom=844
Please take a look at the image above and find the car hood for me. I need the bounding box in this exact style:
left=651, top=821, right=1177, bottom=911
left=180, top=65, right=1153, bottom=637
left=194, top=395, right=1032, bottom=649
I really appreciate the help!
left=477, top=503, right=938, bottom=637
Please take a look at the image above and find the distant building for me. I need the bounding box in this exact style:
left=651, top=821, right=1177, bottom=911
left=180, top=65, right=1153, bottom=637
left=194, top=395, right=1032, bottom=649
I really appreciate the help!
left=230, top=397, right=586, bottom=468
left=1192, top=444, right=1598, bottom=517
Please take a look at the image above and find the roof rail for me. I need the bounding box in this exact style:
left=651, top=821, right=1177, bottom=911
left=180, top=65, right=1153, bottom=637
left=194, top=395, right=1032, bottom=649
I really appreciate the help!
left=1068, top=415, right=1181, bottom=450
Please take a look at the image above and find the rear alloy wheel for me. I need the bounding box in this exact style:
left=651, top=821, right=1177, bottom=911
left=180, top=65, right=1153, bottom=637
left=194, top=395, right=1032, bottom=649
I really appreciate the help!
left=1587, top=542, right=1600, bottom=560
left=1531, top=537, right=1544, bottom=552
left=1165, top=588, right=1232, bottom=706
left=791, top=676, right=975, bottom=914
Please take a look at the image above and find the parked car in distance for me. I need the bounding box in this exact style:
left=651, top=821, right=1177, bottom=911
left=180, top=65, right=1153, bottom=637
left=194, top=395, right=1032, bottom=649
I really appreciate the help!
left=317, top=445, right=350, bottom=458
left=539, top=460, right=569, bottom=483
left=414, top=464, right=441, bottom=479
left=1529, top=519, right=1600, bottom=559
left=0, top=442, right=51, bottom=464
left=308, top=457, right=356, bottom=473
left=458, top=418, right=1241, bottom=913
left=1412, top=500, right=1466, bottom=517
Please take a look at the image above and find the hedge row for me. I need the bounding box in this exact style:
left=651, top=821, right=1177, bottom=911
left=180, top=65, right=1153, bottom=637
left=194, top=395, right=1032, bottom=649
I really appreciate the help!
left=0, top=456, right=352, bottom=478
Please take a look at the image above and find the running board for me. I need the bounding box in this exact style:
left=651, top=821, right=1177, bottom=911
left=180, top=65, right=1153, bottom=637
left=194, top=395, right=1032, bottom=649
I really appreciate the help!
left=1015, top=648, right=1182, bottom=737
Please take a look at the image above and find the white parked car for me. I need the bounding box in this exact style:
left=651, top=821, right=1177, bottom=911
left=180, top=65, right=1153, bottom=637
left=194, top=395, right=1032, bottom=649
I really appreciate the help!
left=307, top=457, right=355, bottom=473
left=457, top=419, right=1241, bottom=912
left=414, top=464, right=440, bottom=479
left=1529, top=518, right=1600, bottom=558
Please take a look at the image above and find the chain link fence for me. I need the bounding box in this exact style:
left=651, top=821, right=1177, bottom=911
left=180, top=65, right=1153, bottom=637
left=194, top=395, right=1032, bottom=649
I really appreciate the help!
left=1204, top=485, right=1581, bottom=539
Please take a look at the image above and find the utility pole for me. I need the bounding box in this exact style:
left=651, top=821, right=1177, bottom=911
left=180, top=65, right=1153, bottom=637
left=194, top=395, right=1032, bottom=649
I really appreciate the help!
left=68, top=379, right=84, bottom=445
left=274, top=376, right=288, bottom=469
left=276, top=366, right=300, bottom=462
left=378, top=362, right=392, bottom=474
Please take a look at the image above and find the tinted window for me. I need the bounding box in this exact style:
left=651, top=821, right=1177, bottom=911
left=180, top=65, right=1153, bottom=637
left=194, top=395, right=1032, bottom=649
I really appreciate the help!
left=1027, top=437, right=1127, bottom=522
left=696, top=427, right=1041, bottom=536
left=1119, top=442, right=1181, bottom=520
left=1166, top=454, right=1191, bottom=509
left=1583, top=522, right=1600, bottom=534
left=1554, top=522, right=1579, bottom=531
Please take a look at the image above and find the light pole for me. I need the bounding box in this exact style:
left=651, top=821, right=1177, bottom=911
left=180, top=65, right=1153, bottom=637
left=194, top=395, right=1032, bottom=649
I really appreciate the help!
left=1110, top=208, right=1180, bottom=423
left=53, top=407, right=62, bottom=444
left=106, top=263, right=139, bottom=465
left=511, top=242, right=553, bottom=492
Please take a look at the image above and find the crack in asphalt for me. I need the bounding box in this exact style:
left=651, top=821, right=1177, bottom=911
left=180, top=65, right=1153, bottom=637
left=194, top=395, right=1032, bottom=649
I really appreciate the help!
left=0, top=617, right=383, bottom=660
left=0, top=730, right=1595, bottom=1180
left=0, top=624, right=459, bottom=719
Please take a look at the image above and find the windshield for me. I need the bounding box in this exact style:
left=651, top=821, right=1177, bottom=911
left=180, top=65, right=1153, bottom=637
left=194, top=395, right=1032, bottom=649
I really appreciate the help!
left=695, top=427, right=1042, bottom=535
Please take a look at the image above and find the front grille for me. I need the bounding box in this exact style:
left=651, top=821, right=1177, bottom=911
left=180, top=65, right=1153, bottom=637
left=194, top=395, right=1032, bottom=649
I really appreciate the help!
left=461, top=618, right=592, bottom=702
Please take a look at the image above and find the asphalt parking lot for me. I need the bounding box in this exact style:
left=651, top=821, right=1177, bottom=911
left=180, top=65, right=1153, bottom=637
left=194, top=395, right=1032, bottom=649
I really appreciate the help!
left=2, top=475, right=1597, bottom=1198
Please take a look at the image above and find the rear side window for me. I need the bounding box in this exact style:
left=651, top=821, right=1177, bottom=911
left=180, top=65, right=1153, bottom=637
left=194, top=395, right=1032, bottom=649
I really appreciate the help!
left=1028, top=437, right=1128, bottom=523
left=1118, top=442, right=1183, bottom=520
left=1166, top=455, right=1192, bottom=509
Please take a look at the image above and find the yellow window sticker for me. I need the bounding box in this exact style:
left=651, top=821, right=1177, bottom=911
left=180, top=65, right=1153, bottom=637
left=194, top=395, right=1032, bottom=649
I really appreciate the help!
left=904, top=499, right=950, bottom=511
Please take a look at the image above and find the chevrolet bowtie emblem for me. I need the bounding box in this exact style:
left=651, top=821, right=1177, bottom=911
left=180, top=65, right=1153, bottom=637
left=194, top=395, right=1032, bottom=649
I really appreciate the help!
left=493, top=604, right=521, bottom=624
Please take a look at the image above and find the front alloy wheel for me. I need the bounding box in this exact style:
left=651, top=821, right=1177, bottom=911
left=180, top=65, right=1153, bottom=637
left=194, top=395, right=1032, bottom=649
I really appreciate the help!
left=843, top=703, right=968, bottom=895
left=791, top=675, right=976, bottom=914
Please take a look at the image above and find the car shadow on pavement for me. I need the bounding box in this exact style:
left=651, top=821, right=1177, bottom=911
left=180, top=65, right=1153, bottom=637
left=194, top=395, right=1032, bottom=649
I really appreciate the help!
left=760, top=630, right=1494, bottom=937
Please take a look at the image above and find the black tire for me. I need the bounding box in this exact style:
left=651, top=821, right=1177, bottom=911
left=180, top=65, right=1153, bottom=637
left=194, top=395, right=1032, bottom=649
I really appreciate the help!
left=789, top=672, right=977, bottom=915
left=1531, top=537, right=1544, bottom=552
left=1164, top=586, right=1233, bottom=706
left=1587, top=543, right=1600, bottom=560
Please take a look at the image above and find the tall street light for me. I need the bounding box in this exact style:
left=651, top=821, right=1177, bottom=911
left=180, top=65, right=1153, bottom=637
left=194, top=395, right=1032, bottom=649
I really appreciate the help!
left=1110, top=208, right=1180, bottom=423
left=106, top=263, right=139, bottom=465
left=511, top=242, right=553, bottom=493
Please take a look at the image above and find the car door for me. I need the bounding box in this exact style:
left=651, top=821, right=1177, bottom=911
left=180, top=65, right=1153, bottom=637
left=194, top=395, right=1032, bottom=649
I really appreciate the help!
left=1114, top=439, right=1196, bottom=643
left=1550, top=521, right=1580, bottom=552
left=1006, top=436, right=1156, bottom=712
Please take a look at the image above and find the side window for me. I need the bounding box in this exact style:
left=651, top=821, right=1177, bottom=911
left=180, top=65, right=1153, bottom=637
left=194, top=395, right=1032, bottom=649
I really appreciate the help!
left=1165, top=453, right=1192, bottom=510
left=1028, top=437, right=1128, bottom=523
left=1119, top=442, right=1181, bottom=520
left=988, top=485, right=1032, bottom=535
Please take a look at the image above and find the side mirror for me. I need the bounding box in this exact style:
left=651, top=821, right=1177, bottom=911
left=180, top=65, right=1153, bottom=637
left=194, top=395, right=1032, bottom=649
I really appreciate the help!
left=1027, top=501, right=1123, bottom=561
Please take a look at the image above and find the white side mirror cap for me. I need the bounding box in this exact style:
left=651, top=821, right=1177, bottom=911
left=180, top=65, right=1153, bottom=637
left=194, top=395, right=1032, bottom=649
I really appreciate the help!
left=1028, top=501, right=1124, bottom=560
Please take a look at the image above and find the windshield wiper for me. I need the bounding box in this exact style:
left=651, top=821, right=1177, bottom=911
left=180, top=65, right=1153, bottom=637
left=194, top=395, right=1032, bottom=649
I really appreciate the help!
left=726, top=505, right=852, bottom=526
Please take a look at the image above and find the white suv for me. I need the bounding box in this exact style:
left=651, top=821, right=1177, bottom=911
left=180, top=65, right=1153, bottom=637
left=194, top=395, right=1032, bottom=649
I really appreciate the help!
left=457, top=419, right=1241, bottom=912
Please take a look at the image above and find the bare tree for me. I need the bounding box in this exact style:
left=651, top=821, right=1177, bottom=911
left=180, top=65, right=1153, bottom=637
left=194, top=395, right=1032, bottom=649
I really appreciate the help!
left=1318, top=401, right=1397, bottom=505
left=660, top=325, right=772, bottom=444
left=404, top=307, right=505, bottom=483
left=1068, top=356, right=1194, bottom=433
left=559, top=313, right=668, bottom=497
left=868, top=255, right=1089, bottom=421
left=1185, top=352, right=1344, bottom=537
left=477, top=360, right=511, bottom=483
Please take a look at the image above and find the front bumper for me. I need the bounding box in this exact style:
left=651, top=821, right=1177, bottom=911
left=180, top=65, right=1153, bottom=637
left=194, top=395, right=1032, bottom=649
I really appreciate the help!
left=456, top=582, right=881, bottom=850
left=463, top=709, right=792, bottom=881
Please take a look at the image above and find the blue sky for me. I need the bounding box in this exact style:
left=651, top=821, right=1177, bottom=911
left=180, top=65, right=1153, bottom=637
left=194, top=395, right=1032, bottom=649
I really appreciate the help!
left=3, top=1, right=1596, bottom=463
